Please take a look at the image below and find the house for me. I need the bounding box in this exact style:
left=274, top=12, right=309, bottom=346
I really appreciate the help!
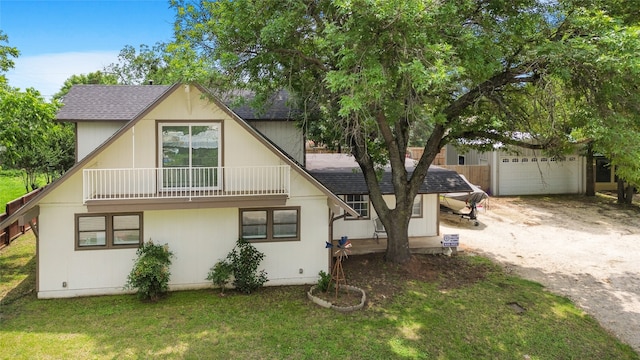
left=306, top=153, right=470, bottom=244
left=436, top=144, right=619, bottom=196
left=0, top=83, right=470, bottom=299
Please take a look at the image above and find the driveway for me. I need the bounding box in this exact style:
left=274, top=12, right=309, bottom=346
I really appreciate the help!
left=440, top=195, right=640, bottom=353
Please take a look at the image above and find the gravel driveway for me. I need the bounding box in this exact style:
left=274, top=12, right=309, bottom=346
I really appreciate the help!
left=440, top=195, right=640, bottom=353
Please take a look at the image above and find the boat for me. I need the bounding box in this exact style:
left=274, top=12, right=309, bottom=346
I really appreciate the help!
left=439, top=175, right=489, bottom=223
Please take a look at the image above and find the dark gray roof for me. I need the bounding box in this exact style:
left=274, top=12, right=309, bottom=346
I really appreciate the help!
left=224, top=90, right=297, bottom=120
left=57, top=85, right=173, bottom=121
left=57, top=85, right=296, bottom=122
left=306, top=154, right=472, bottom=194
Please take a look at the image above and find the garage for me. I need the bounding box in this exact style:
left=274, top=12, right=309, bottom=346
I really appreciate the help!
left=496, top=155, right=583, bottom=196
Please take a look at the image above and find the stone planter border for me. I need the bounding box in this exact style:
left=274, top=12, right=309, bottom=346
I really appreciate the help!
left=307, top=285, right=366, bottom=312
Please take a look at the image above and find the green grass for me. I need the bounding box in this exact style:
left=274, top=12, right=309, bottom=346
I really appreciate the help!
left=1, top=234, right=637, bottom=360
left=0, top=170, right=32, bottom=210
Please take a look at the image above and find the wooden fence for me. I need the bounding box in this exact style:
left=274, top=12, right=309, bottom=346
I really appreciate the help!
left=439, top=165, right=491, bottom=191
left=0, top=188, right=42, bottom=249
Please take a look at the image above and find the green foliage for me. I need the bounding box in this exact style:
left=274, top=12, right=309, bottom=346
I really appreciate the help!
left=206, top=259, right=233, bottom=294
left=213, top=238, right=268, bottom=294
left=104, top=44, right=177, bottom=85
left=172, top=0, right=640, bottom=262
left=125, top=240, right=174, bottom=301
left=316, top=270, right=332, bottom=293
left=0, top=31, right=19, bottom=86
left=52, top=71, right=118, bottom=101
left=0, top=87, right=69, bottom=191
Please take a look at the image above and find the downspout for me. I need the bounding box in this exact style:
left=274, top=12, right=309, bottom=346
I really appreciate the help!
left=328, top=210, right=348, bottom=271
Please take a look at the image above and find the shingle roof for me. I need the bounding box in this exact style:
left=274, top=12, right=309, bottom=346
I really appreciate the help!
left=306, top=154, right=472, bottom=194
left=222, top=89, right=298, bottom=120
left=57, top=85, right=173, bottom=121
left=57, top=85, right=296, bottom=122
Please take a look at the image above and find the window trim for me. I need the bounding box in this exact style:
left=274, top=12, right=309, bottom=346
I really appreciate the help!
left=411, top=195, right=423, bottom=218
left=239, top=207, right=300, bottom=242
left=157, top=121, right=223, bottom=191
left=343, top=194, right=370, bottom=220
left=75, top=212, right=143, bottom=250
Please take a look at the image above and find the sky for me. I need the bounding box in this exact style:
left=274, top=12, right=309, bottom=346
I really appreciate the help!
left=1, top=0, right=176, bottom=99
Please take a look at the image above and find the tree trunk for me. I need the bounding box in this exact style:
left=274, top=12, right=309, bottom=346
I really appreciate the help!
left=617, top=178, right=626, bottom=204
left=625, top=184, right=635, bottom=205
left=585, top=143, right=595, bottom=196
left=381, top=208, right=412, bottom=263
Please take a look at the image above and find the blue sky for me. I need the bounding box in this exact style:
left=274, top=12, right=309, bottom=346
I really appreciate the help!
left=1, top=0, right=175, bottom=98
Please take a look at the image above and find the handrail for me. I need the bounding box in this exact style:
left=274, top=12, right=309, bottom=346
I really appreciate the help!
left=83, top=165, right=290, bottom=203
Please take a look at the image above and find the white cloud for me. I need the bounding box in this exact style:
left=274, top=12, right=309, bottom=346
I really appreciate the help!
left=5, top=51, right=120, bottom=99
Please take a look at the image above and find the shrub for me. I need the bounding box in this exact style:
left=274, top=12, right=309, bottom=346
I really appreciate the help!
left=316, top=270, right=333, bottom=292
left=208, top=238, right=268, bottom=294
left=125, top=240, right=174, bottom=301
left=206, top=259, right=233, bottom=295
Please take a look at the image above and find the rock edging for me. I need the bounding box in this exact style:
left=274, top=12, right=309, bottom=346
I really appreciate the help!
left=307, top=285, right=366, bottom=312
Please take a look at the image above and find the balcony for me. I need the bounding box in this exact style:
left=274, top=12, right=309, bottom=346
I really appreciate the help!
left=83, top=166, right=290, bottom=205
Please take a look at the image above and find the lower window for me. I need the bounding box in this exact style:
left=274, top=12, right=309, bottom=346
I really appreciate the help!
left=344, top=194, right=369, bottom=219
left=76, top=213, right=143, bottom=250
left=412, top=195, right=423, bottom=218
left=240, top=207, right=300, bottom=242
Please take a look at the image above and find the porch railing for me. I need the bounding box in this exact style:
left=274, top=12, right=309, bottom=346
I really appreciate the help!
left=83, top=165, right=290, bottom=203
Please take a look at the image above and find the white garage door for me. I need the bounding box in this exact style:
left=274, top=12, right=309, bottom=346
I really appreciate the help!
left=498, top=155, right=581, bottom=196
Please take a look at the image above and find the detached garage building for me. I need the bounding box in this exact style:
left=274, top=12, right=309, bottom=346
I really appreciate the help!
left=440, top=145, right=591, bottom=196
left=490, top=150, right=585, bottom=196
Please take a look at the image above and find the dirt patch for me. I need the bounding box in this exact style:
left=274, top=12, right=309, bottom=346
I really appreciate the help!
left=441, top=193, right=640, bottom=353
left=319, top=252, right=495, bottom=307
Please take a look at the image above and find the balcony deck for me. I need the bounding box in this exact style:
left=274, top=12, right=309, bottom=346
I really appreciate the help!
left=83, top=165, right=290, bottom=211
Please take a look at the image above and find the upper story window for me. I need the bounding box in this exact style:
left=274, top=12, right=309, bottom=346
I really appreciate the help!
left=159, top=122, right=221, bottom=190
left=344, top=194, right=369, bottom=219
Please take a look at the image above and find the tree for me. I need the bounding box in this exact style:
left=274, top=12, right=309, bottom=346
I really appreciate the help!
left=103, top=44, right=175, bottom=85
left=0, top=31, right=19, bottom=87
left=0, top=87, right=65, bottom=191
left=172, top=0, right=640, bottom=263
left=52, top=71, right=118, bottom=101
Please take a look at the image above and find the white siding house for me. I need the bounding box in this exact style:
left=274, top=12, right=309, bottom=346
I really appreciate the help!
left=1, top=83, right=471, bottom=299
left=14, top=84, right=354, bottom=298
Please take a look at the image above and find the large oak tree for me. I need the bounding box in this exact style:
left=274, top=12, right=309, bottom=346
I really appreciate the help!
left=170, top=0, right=640, bottom=263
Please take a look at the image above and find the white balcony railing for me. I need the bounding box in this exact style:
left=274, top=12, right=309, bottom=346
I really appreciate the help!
left=83, top=165, right=290, bottom=203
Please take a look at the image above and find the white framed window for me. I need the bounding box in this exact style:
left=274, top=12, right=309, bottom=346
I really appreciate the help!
left=412, top=195, right=423, bottom=218
left=159, top=122, right=221, bottom=190
left=240, top=207, right=300, bottom=242
left=344, top=194, right=369, bottom=219
left=458, top=155, right=465, bottom=165
left=76, top=213, right=142, bottom=250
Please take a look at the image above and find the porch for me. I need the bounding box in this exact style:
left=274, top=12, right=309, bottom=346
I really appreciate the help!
left=332, top=235, right=457, bottom=256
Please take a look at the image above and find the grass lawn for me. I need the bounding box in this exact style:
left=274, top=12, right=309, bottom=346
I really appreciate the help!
left=1, top=233, right=637, bottom=360
left=0, top=170, right=30, bottom=210
left=0, top=170, right=47, bottom=210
